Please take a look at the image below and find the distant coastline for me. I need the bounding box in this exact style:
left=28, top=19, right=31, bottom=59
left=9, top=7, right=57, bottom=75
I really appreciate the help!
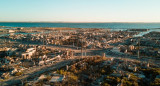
left=0, top=22, right=160, bottom=29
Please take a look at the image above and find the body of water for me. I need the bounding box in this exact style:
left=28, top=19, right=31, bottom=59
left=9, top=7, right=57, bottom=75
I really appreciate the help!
left=0, top=22, right=160, bottom=29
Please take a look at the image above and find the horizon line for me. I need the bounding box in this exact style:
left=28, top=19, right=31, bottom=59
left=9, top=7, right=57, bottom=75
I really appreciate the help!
left=0, top=21, right=160, bottom=23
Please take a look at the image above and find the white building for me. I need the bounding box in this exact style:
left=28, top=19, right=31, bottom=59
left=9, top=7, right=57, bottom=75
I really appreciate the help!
left=9, top=30, right=15, bottom=33
left=22, top=48, right=36, bottom=59
left=49, top=74, right=65, bottom=83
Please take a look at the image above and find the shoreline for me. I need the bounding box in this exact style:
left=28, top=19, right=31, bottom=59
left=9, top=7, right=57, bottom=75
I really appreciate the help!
left=0, top=25, right=160, bottom=30
left=0, top=26, right=159, bottom=38
left=0, top=22, right=160, bottom=29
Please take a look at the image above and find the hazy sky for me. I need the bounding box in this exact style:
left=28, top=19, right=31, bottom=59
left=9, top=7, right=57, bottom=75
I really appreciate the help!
left=0, top=0, right=160, bottom=22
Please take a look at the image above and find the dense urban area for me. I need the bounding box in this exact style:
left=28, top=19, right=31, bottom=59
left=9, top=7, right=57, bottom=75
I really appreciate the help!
left=0, top=26, right=160, bottom=86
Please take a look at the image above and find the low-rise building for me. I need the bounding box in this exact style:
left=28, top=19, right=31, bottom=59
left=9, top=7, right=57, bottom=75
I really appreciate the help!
left=22, top=48, right=36, bottom=59
left=49, top=74, right=65, bottom=83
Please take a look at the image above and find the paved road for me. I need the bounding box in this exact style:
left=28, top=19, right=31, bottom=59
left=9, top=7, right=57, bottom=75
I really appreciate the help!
left=1, top=59, right=77, bottom=86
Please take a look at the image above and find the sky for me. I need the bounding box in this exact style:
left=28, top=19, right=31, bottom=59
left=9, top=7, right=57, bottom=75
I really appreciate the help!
left=0, top=0, right=160, bottom=22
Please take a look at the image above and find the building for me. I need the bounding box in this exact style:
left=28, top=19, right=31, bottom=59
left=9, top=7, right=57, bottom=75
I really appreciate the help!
left=9, top=30, right=15, bottom=33
left=22, top=48, right=36, bottom=59
left=49, top=74, right=65, bottom=83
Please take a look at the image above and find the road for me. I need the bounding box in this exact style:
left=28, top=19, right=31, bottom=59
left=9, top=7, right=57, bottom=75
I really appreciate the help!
left=1, top=58, right=77, bottom=86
